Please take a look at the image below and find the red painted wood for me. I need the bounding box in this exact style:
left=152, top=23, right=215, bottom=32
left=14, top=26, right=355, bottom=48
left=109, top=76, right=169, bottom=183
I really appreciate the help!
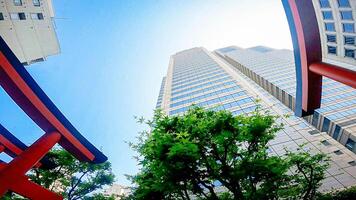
left=0, top=134, right=22, bottom=155
left=0, top=52, right=95, bottom=161
left=0, top=132, right=61, bottom=197
left=11, top=177, right=62, bottom=200
left=288, top=0, right=322, bottom=114
left=310, top=62, right=356, bottom=89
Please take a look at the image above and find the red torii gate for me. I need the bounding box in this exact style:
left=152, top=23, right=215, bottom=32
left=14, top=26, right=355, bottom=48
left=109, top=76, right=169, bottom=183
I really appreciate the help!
left=0, top=37, right=107, bottom=199
left=282, top=0, right=356, bottom=117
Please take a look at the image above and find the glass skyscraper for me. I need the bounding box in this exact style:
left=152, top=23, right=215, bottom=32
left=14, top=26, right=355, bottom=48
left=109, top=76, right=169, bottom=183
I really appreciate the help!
left=156, top=47, right=356, bottom=191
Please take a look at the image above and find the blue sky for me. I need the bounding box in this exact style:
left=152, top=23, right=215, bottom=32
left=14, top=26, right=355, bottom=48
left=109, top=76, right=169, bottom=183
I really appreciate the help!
left=0, top=0, right=292, bottom=185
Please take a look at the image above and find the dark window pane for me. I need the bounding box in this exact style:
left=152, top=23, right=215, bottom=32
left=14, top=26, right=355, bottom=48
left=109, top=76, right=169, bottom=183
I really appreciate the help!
left=37, top=13, right=44, bottom=20
left=327, top=34, right=337, bottom=43
left=340, top=11, right=353, bottom=20
left=343, top=23, right=355, bottom=33
left=312, top=112, right=319, bottom=127
left=344, top=36, right=355, bottom=45
left=18, top=12, right=26, bottom=20
left=328, top=46, right=337, bottom=54
left=333, top=125, right=341, bottom=139
left=322, top=118, right=330, bottom=132
left=322, top=11, right=333, bottom=19
left=338, top=0, right=351, bottom=7
left=346, top=138, right=355, bottom=150
left=0, top=13, right=4, bottom=21
left=325, top=23, right=336, bottom=31
left=345, top=48, right=355, bottom=58
left=320, top=0, right=330, bottom=8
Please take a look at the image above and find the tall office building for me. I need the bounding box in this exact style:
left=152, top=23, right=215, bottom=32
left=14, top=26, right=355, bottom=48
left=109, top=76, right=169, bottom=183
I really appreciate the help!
left=156, top=47, right=356, bottom=191
left=0, top=0, right=60, bottom=65
left=216, top=46, right=356, bottom=154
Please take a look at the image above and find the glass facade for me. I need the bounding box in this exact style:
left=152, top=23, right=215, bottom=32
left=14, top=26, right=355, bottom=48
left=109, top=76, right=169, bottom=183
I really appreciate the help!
left=338, top=0, right=351, bottom=8
left=340, top=11, right=353, bottom=20
left=320, top=0, right=330, bottom=8
left=325, top=23, right=336, bottom=31
left=327, top=34, right=337, bottom=43
left=322, top=11, right=333, bottom=20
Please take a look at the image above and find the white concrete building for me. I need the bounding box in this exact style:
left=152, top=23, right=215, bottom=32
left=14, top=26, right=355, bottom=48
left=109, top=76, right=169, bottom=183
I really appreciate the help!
left=0, top=0, right=60, bottom=65
left=312, top=0, right=356, bottom=70
left=103, top=184, right=131, bottom=199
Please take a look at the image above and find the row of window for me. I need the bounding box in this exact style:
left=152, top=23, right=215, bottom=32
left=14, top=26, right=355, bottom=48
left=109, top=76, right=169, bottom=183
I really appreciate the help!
left=327, top=34, right=355, bottom=45
left=319, top=99, right=356, bottom=113
left=173, top=62, right=217, bottom=77
left=231, top=105, right=257, bottom=116
left=171, top=77, right=231, bottom=96
left=320, top=0, right=351, bottom=8
left=172, top=68, right=223, bottom=85
left=322, top=85, right=352, bottom=95
left=322, top=10, right=353, bottom=20
left=172, top=67, right=222, bottom=83
left=13, top=0, right=40, bottom=7
left=170, top=85, right=241, bottom=108
left=172, top=73, right=229, bottom=91
left=321, top=90, right=356, bottom=103
left=172, top=71, right=226, bottom=88
left=325, top=22, right=354, bottom=33
left=0, top=12, right=44, bottom=21
left=327, top=45, right=355, bottom=58
left=170, top=92, right=251, bottom=115
left=171, top=81, right=236, bottom=101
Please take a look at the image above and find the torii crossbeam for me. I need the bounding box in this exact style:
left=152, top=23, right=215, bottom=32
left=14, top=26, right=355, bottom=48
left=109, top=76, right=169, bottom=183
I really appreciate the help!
left=0, top=36, right=107, bottom=199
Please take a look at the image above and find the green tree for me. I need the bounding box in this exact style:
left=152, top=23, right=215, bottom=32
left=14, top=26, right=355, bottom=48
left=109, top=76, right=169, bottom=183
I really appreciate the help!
left=27, top=148, right=115, bottom=200
left=127, top=107, right=329, bottom=200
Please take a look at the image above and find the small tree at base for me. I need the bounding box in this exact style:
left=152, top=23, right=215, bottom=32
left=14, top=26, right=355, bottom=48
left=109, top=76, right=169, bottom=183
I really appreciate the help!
left=28, top=148, right=115, bottom=200
left=126, top=107, right=329, bottom=200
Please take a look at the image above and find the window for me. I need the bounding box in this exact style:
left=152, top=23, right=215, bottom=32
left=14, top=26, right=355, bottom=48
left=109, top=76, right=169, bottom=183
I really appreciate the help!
left=33, top=0, right=40, bottom=6
left=346, top=138, right=355, bottom=150
left=312, top=112, right=319, bottom=127
left=321, top=118, right=330, bottom=132
left=325, top=23, right=335, bottom=32
left=31, top=13, right=43, bottom=20
left=338, top=0, right=351, bottom=7
left=37, top=13, right=43, bottom=20
left=340, top=11, right=353, bottom=20
left=334, top=150, right=343, bottom=155
left=10, top=13, right=19, bottom=20
left=319, top=0, right=330, bottom=8
left=18, top=12, right=26, bottom=20
left=327, top=34, right=336, bottom=43
left=345, top=48, right=355, bottom=58
left=333, top=125, right=341, bottom=139
left=328, top=46, right=337, bottom=54
left=321, top=140, right=331, bottom=146
left=343, top=23, right=355, bottom=33
left=0, top=13, right=4, bottom=21
left=344, top=36, right=355, bottom=45
left=322, top=11, right=333, bottom=20
left=13, top=0, right=22, bottom=6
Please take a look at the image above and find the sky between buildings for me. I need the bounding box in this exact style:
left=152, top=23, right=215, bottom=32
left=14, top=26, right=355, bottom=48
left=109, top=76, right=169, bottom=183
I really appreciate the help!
left=0, top=0, right=293, bottom=185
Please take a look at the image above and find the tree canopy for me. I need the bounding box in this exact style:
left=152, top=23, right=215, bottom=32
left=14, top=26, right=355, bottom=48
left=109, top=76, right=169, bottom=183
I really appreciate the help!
left=4, top=148, right=115, bottom=200
left=126, top=107, right=329, bottom=200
